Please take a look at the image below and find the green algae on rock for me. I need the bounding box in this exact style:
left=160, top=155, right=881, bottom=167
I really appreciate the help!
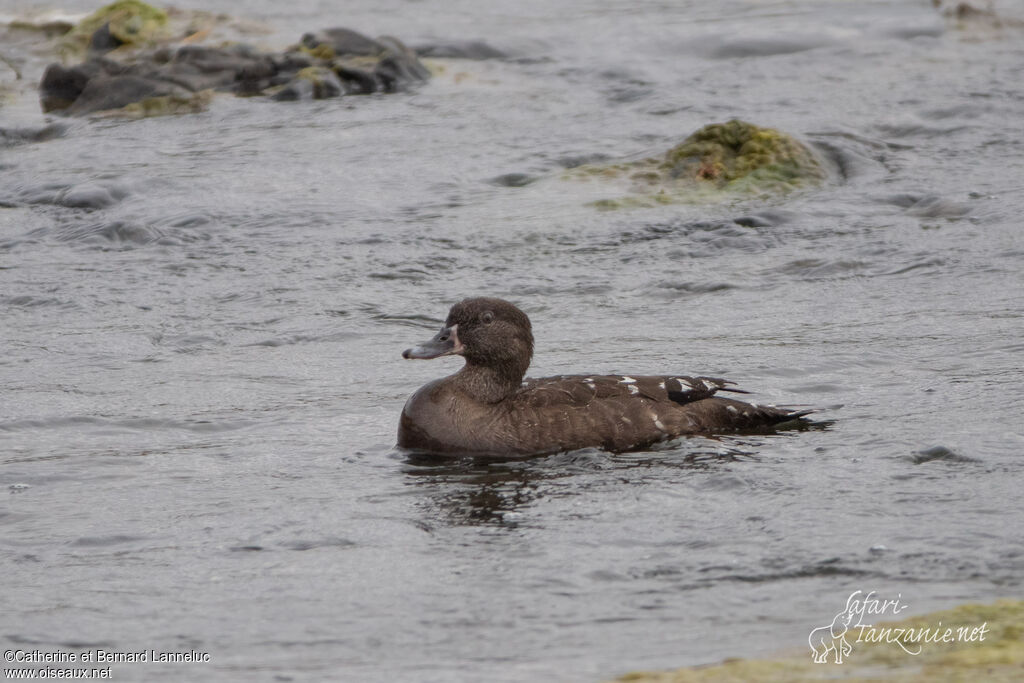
left=613, top=599, right=1024, bottom=683
left=665, top=120, right=825, bottom=188
left=568, top=119, right=826, bottom=208
left=101, top=89, right=213, bottom=118
left=60, top=0, right=169, bottom=59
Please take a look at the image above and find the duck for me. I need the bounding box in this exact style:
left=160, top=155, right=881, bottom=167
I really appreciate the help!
left=397, top=297, right=811, bottom=456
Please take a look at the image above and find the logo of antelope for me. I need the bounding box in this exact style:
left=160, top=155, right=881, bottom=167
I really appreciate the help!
left=808, top=592, right=861, bottom=664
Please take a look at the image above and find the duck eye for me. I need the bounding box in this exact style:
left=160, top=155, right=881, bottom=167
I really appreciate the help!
left=481, top=311, right=494, bottom=324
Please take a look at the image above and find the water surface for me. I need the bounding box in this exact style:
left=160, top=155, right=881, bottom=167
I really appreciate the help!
left=2, top=0, right=1023, bottom=680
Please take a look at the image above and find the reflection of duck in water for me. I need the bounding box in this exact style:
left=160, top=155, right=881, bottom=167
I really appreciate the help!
left=398, top=297, right=812, bottom=457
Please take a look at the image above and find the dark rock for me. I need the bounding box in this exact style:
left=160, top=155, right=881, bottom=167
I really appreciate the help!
left=152, top=62, right=233, bottom=92
left=490, top=173, right=536, bottom=187
left=39, top=23, right=429, bottom=116
left=332, top=64, right=378, bottom=94
left=272, top=52, right=314, bottom=72
left=302, top=28, right=385, bottom=56
left=272, top=77, right=314, bottom=101
left=378, top=37, right=431, bottom=79
left=66, top=74, right=190, bottom=116
left=414, top=40, right=506, bottom=60
left=153, top=45, right=279, bottom=93
left=88, top=22, right=123, bottom=54
left=0, top=124, right=69, bottom=147
left=273, top=66, right=344, bottom=101
left=373, top=37, right=430, bottom=92
left=40, top=63, right=93, bottom=112
left=733, top=215, right=775, bottom=228
left=40, top=58, right=131, bottom=112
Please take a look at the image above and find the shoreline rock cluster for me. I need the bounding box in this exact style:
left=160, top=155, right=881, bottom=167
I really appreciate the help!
left=36, top=1, right=430, bottom=117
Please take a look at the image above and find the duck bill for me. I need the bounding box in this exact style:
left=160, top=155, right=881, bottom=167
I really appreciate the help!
left=402, top=324, right=463, bottom=359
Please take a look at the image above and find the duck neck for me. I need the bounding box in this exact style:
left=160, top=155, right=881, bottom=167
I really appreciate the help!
left=453, top=360, right=525, bottom=404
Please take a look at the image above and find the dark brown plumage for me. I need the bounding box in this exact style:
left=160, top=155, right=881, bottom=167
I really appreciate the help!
left=398, top=297, right=811, bottom=456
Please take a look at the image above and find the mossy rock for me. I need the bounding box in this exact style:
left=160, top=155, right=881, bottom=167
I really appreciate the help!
left=566, top=119, right=826, bottom=208
left=60, top=1, right=169, bottom=59
left=662, top=120, right=825, bottom=188
left=104, top=89, right=212, bottom=118
left=613, top=599, right=1024, bottom=683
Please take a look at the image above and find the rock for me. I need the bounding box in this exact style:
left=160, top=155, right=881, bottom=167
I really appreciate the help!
left=301, top=28, right=385, bottom=57
left=60, top=183, right=120, bottom=209
left=273, top=66, right=344, bottom=101
left=88, top=22, right=123, bottom=53
left=37, top=11, right=429, bottom=116
left=414, top=40, right=506, bottom=60
left=6, top=14, right=77, bottom=37
left=66, top=74, right=190, bottom=116
left=40, top=63, right=93, bottom=112
left=60, top=0, right=169, bottom=59
left=39, top=58, right=132, bottom=112
left=564, top=119, right=828, bottom=208
left=105, top=90, right=212, bottom=118
left=489, top=173, right=536, bottom=187
left=662, top=119, right=825, bottom=188
left=331, top=64, right=378, bottom=94
left=375, top=36, right=431, bottom=86
left=615, top=600, right=1024, bottom=683
left=161, top=45, right=278, bottom=92
left=0, top=124, right=69, bottom=147
left=14, top=179, right=129, bottom=209
left=272, top=76, right=313, bottom=101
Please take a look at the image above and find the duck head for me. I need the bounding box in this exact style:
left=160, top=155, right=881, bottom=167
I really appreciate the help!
left=403, top=297, right=535, bottom=392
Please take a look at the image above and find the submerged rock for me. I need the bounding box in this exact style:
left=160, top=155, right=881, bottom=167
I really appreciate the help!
left=414, top=40, right=507, bottom=60
left=12, top=179, right=130, bottom=209
left=565, top=119, right=827, bottom=208
left=104, top=89, right=213, bottom=118
left=935, top=0, right=1024, bottom=33
left=0, top=123, right=68, bottom=147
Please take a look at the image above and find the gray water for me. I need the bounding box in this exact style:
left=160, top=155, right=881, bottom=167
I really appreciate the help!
left=2, top=0, right=1023, bottom=681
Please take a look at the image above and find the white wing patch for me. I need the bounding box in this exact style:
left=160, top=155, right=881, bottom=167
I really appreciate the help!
left=619, top=376, right=636, bottom=384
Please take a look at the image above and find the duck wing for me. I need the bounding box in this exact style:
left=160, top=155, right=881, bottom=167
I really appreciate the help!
left=519, top=374, right=746, bottom=407
left=512, top=374, right=810, bottom=449
left=663, top=375, right=749, bottom=405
